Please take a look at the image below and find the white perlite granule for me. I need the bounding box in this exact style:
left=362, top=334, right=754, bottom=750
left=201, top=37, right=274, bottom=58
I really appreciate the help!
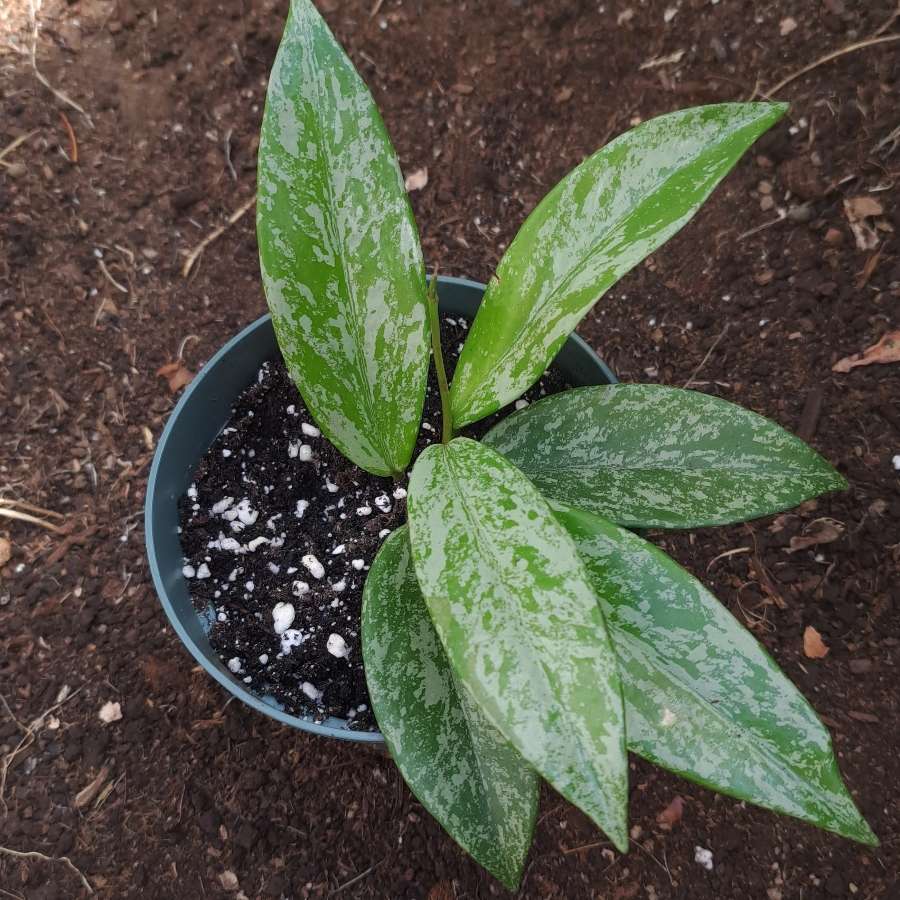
left=326, top=633, right=349, bottom=658
left=301, top=554, right=325, bottom=579
left=272, top=602, right=295, bottom=633
left=301, top=681, right=322, bottom=702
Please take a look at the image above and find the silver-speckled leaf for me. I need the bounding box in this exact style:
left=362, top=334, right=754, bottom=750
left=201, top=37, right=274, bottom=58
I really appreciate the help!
left=450, top=102, right=787, bottom=426
left=556, top=503, right=877, bottom=845
left=362, top=527, right=539, bottom=889
left=407, top=438, right=629, bottom=851
left=258, top=0, right=428, bottom=476
left=484, top=385, right=846, bottom=529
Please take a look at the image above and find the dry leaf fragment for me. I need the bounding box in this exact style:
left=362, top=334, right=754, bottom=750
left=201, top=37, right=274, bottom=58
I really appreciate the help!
left=0, top=537, right=11, bottom=569
left=779, top=16, right=797, bottom=35
left=555, top=86, right=574, bottom=103
left=832, top=330, right=900, bottom=374
left=157, top=359, right=194, bottom=393
left=787, top=517, right=844, bottom=553
left=845, top=196, right=884, bottom=219
left=803, top=625, right=829, bottom=659
left=656, top=795, right=684, bottom=829
left=843, top=197, right=883, bottom=251
left=450, top=83, right=474, bottom=95
left=404, top=167, right=428, bottom=192
left=75, top=765, right=111, bottom=809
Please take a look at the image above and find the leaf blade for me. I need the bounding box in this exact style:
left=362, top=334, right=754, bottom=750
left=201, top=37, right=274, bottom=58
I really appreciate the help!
left=407, top=438, right=629, bottom=850
left=484, top=384, right=845, bottom=528
left=555, top=503, right=877, bottom=845
left=362, top=527, right=539, bottom=889
left=450, top=102, right=787, bottom=426
left=257, top=0, right=428, bottom=475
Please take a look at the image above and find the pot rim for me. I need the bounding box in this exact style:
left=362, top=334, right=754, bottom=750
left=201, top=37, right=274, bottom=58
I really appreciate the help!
left=145, top=275, right=615, bottom=742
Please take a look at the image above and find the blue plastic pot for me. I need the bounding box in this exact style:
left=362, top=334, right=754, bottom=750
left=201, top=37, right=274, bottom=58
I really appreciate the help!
left=145, top=276, right=617, bottom=742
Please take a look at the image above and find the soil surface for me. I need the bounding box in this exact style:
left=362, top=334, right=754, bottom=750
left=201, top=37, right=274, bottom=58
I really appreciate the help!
left=2, top=1, right=899, bottom=898
left=177, top=315, right=564, bottom=728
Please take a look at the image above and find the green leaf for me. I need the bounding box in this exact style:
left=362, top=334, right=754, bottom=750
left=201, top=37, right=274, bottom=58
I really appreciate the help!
left=555, top=503, right=877, bottom=845
left=450, top=102, right=787, bottom=427
left=257, top=0, right=428, bottom=476
left=484, top=385, right=846, bottom=529
left=407, top=437, right=629, bottom=850
left=362, top=527, right=539, bottom=889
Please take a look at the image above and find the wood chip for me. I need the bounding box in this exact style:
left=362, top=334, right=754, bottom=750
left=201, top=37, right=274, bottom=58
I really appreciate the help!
left=0, top=537, right=11, bottom=569
left=157, top=360, right=194, bottom=393
left=98, top=701, right=122, bottom=724
left=404, top=167, right=428, bottom=192
left=797, top=385, right=824, bottom=441
left=779, top=16, right=798, bottom=35
left=218, top=870, right=239, bottom=892
left=656, top=795, right=684, bottom=830
left=847, top=710, right=879, bottom=723
left=803, top=625, right=829, bottom=659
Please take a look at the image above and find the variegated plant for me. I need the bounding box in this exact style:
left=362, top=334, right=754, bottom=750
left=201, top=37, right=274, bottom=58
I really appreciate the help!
left=257, top=0, right=876, bottom=888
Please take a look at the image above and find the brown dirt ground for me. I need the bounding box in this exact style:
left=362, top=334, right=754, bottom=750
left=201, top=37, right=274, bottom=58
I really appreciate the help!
left=1, top=0, right=899, bottom=898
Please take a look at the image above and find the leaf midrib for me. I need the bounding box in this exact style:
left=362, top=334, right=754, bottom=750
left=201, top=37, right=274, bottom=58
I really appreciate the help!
left=612, top=622, right=831, bottom=810
left=483, top=130, right=743, bottom=383
left=517, top=459, right=827, bottom=478
left=439, top=446, right=613, bottom=811
left=447, top=670, right=512, bottom=849
left=300, top=17, right=388, bottom=468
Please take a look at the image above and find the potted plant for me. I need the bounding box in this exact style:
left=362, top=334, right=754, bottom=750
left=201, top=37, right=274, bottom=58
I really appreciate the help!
left=146, top=0, right=877, bottom=888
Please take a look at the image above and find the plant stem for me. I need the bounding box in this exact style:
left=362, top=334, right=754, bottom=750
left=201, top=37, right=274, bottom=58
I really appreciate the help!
left=427, top=277, right=453, bottom=444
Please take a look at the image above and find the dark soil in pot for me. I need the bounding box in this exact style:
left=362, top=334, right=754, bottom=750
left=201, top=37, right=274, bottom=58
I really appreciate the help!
left=177, top=315, right=568, bottom=728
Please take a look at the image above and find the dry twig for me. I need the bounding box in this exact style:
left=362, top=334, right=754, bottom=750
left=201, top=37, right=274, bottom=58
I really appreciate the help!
left=25, top=0, right=94, bottom=128
left=59, top=112, right=78, bottom=162
left=0, top=498, right=67, bottom=534
left=872, top=3, right=900, bottom=38
left=0, top=687, right=82, bottom=814
left=706, top=546, right=751, bottom=572
left=761, top=33, right=900, bottom=98
left=0, top=130, right=39, bottom=168
left=684, top=323, right=730, bottom=389
left=97, top=258, right=128, bottom=294
left=182, top=196, right=255, bottom=278
left=0, top=845, right=93, bottom=895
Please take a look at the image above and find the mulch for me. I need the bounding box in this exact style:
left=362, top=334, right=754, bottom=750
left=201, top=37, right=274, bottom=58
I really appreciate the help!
left=1, top=1, right=898, bottom=897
